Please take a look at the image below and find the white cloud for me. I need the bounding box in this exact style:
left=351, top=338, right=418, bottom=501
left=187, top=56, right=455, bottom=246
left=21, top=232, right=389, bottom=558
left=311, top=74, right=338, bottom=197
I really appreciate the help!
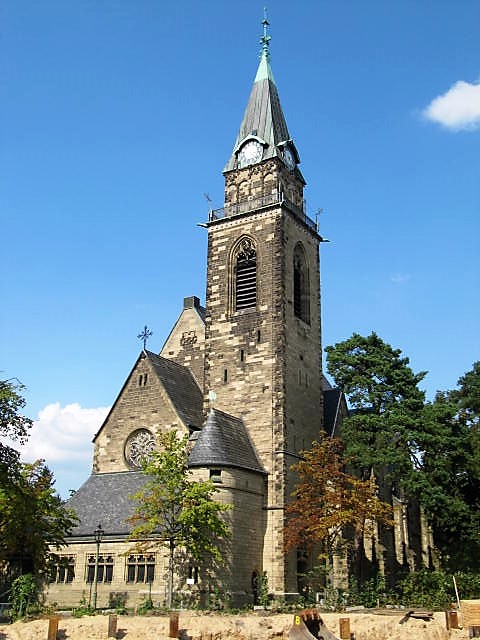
left=423, top=79, right=480, bottom=131
left=14, top=402, right=110, bottom=463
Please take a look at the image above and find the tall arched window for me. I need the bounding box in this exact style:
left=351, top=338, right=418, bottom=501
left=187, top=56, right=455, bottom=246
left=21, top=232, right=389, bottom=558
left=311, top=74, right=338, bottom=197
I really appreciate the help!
left=234, top=238, right=257, bottom=311
left=293, top=243, right=310, bottom=323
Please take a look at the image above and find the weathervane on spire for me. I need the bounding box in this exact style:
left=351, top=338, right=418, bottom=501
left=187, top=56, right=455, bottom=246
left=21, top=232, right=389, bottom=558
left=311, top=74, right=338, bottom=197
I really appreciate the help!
left=260, top=7, right=271, bottom=59
left=137, top=325, right=153, bottom=350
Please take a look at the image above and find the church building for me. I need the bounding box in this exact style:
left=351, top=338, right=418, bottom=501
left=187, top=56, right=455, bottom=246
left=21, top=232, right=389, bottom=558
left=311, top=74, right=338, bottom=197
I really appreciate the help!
left=46, top=22, right=427, bottom=610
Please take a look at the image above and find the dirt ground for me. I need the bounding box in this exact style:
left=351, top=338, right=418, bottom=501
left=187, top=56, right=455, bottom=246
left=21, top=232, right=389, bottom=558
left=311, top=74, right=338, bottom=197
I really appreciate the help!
left=0, top=610, right=469, bottom=640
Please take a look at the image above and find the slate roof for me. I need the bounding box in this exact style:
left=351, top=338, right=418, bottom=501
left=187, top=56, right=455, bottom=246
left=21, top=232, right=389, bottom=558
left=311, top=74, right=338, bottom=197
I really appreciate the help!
left=322, top=375, right=333, bottom=391
left=188, top=409, right=266, bottom=475
left=223, top=48, right=302, bottom=180
left=67, top=472, right=146, bottom=537
left=197, top=305, right=206, bottom=322
left=323, top=388, right=343, bottom=437
left=145, top=351, right=203, bottom=430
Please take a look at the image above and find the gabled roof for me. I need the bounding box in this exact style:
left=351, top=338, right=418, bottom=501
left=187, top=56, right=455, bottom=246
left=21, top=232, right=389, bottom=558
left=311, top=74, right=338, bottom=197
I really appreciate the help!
left=146, top=350, right=203, bottom=430
left=188, top=408, right=266, bottom=475
left=93, top=350, right=203, bottom=442
left=223, top=45, right=302, bottom=177
left=67, top=471, right=146, bottom=537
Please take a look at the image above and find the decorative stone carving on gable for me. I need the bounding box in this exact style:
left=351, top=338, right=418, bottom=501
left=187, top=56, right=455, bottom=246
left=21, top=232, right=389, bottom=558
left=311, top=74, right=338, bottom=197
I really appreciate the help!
left=180, top=330, right=198, bottom=346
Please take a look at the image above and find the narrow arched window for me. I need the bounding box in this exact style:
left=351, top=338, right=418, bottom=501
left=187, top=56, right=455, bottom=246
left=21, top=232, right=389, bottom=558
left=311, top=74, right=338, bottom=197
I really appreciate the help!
left=235, top=238, right=257, bottom=311
left=293, top=243, right=310, bottom=323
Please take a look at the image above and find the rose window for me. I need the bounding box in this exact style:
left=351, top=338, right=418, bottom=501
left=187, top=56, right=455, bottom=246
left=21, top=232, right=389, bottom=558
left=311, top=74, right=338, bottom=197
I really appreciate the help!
left=124, top=429, right=156, bottom=469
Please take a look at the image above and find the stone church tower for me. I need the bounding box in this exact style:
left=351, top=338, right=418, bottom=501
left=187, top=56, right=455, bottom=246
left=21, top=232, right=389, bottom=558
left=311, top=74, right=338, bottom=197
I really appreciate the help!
left=203, top=27, right=324, bottom=596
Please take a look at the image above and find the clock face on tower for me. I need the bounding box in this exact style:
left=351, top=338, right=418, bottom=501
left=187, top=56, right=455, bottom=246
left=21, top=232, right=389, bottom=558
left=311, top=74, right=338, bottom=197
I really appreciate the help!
left=237, top=140, right=263, bottom=168
left=283, top=147, right=296, bottom=171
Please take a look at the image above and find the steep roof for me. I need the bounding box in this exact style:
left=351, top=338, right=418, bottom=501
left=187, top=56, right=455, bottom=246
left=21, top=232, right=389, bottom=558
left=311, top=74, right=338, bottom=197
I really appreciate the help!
left=322, top=375, right=333, bottom=391
left=145, top=350, right=203, bottom=430
left=323, top=388, right=344, bottom=437
left=93, top=350, right=203, bottom=443
left=188, top=409, right=266, bottom=475
left=67, top=471, right=146, bottom=537
left=223, top=39, right=302, bottom=177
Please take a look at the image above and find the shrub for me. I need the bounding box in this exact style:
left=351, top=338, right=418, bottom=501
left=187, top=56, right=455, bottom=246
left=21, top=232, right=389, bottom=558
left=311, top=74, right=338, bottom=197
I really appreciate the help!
left=349, top=573, right=386, bottom=608
left=10, top=574, right=40, bottom=620
left=72, top=593, right=95, bottom=618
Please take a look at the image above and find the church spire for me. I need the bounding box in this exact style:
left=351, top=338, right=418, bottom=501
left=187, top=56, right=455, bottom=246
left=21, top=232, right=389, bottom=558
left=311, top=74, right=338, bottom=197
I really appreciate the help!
left=254, top=8, right=275, bottom=84
left=260, top=7, right=271, bottom=60
left=223, top=12, right=301, bottom=175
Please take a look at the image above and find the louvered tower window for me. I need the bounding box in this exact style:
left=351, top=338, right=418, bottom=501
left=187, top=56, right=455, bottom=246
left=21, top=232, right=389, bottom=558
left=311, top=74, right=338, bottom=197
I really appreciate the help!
left=293, top=243, right=310, bottom=323
left=235, top=238, right=257, bottom=311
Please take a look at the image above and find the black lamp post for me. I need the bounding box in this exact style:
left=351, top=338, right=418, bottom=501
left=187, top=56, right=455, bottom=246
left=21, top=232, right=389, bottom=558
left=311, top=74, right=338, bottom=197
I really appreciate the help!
left=93, top=523, right=104, bottom=610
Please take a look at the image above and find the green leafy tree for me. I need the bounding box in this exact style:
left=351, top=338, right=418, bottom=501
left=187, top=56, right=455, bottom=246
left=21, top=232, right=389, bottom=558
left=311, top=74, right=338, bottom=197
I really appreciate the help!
left=284, top=433, right=393, bottom=587
left=0, top=461, right=78, bottom=576
left=452, top=361, right=480, bottom=421
left=0, top=378, right=77, bottom=592
left=410, top=363, right=480, bottom=570
left=0, top=379, right=32, bottom=483
left=326, top=336, right=480, bottom=572
left=128, top=431, right=231, bottom=608
left=325, top=332, right=426, bottom=487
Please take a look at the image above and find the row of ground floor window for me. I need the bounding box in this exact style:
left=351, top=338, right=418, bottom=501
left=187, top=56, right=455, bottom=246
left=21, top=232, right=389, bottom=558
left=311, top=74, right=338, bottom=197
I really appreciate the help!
left=50, top=553, right=199, bottom=586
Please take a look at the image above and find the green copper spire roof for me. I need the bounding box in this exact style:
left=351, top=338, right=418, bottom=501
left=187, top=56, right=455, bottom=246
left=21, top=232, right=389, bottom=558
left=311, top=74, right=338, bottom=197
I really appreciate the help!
left=254, top=50, right=275, bottom=84
left=255, top=8, right=274, bottom=82
left=261, top=7, right=271, bottom=56
left=224, top=12, right=300, bottom=174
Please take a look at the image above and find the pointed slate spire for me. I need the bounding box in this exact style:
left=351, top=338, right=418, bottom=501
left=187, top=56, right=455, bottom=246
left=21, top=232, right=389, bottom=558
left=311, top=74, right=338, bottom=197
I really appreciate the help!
left=223, top=13, right=297, bottom=173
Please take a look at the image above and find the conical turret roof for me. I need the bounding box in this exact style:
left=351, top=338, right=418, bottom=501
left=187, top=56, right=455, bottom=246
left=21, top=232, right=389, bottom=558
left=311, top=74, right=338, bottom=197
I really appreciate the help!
left=188, top=409, right=266, bottom=474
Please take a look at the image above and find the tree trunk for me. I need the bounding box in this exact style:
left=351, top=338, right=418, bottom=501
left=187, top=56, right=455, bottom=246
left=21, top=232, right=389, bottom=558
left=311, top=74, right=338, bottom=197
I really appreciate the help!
left=352, top=519, right=366, bottom=584
left=167, top=540, right=174, bottom=608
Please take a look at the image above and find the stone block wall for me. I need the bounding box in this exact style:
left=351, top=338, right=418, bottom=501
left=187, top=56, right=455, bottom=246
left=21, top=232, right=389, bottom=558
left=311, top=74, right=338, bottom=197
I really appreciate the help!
left=46, top=541, right=170, bottom=609
left=190, top=466, right=266, bottom=605
left=282, top=211, right=323, bottom=500
left=160, top=296, right=206, bottom=389
left=204, top=187, right=322, bottom=596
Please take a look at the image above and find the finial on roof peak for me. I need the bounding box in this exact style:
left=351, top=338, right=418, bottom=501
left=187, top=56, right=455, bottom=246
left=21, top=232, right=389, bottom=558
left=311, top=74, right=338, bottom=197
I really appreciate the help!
left=137, top=325, right=153, bottom=350
left=260, top=6, right=271, bottom=60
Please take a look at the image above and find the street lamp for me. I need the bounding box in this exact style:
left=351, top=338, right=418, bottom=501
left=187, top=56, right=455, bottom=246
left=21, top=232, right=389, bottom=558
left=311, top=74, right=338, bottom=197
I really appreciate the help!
left=93, top=523, right=104, bottom=610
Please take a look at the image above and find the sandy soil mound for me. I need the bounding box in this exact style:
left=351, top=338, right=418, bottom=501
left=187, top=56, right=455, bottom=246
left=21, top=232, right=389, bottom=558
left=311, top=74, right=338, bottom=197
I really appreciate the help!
left=0, top=610, right=467, bottom=640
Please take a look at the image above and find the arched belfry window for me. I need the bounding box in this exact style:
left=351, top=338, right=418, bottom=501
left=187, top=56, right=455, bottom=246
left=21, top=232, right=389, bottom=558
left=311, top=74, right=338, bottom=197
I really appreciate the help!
left=293, top=243, right=310, bottom=323
left=234, top=237, right=257, bottom=311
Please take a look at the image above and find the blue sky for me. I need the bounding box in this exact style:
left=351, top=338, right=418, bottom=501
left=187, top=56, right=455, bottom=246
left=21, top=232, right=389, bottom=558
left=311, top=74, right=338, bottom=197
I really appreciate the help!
left=2, top=1, right=479, bottom=498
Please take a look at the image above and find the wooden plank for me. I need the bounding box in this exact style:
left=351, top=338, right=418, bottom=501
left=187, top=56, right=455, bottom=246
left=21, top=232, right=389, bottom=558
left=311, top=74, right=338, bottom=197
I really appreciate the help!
left=47, top=617, right=59, bottom=640
left=462, top=601, right=480, bottom=627
left=399, top=610, right=433, bottom=624
left=108, top=613, right=117, bottom=638
left=409, top=611, right=434, bottom=620
left=339, top=618, right=350, bottom=639
left=445, top=609, right=459, bottom=629
left=169, top=611, right=179, bottom=638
